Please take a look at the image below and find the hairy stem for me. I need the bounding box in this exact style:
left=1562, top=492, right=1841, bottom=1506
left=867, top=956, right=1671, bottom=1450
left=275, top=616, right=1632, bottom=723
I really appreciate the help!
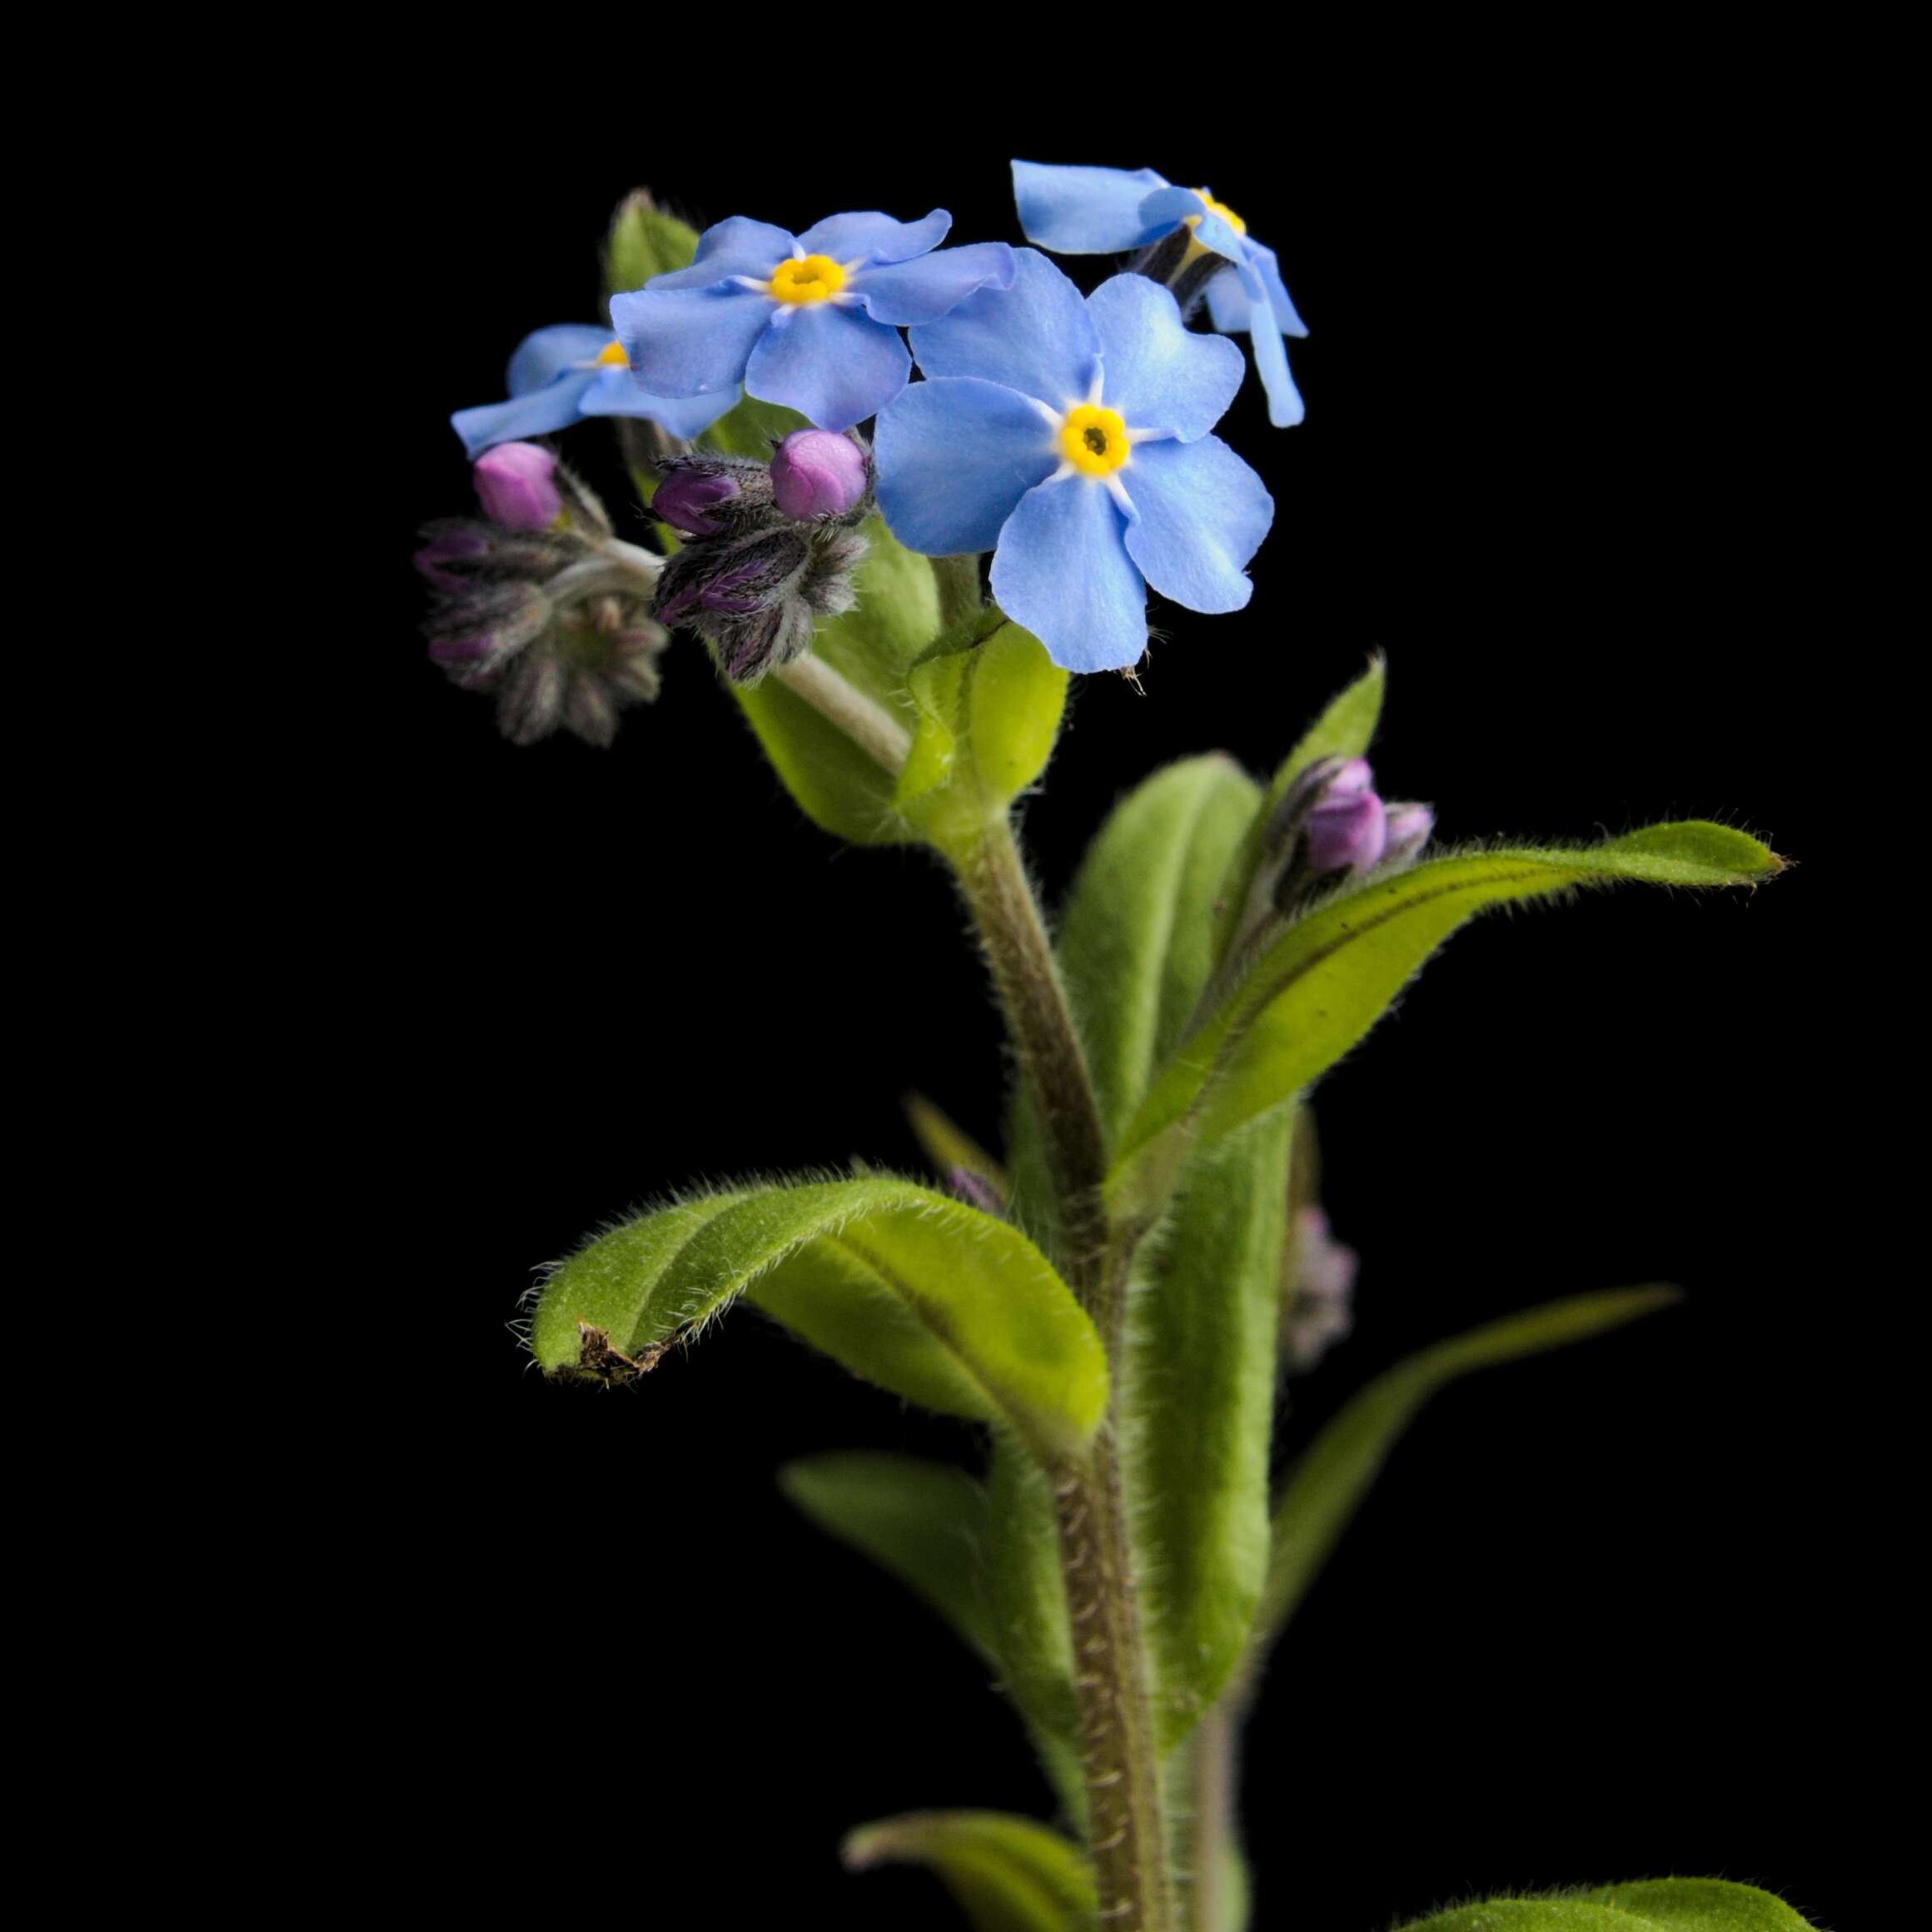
left=950, top=817, right=1169, bottom=1932
left=931, top=551, right=986, bottom=636
left=774, top=654, right=912, bottom=774
left=1185, top=1702, right=1240, bottom=1932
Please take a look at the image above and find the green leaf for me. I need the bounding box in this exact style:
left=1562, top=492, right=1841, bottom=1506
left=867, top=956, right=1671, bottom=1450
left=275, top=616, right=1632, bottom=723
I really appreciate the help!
left=843, top=1810, right=1097, bottom=1932
left=896, top=618, right=1069, bottom=846
left=1393, top=1879, right=1820, bottom=1930
left=779, top=1452, right=994, bottom=1661
left=1209, top=655, right=1385, bottom=970
left=529, top=1176, right=1105, bottom=1466
left=1130, top=1107, right=1293, bottom=1750
left=1112, top=824, right=1784, bottom=1208
left=728, top=518, right=939, bottom=845
left=601, top=187, right=698, bottom=300
left=982, top=1442, right=1085, bottom=1820
left=1255, top=1287, right=1680, bottom=1644
left=697, top=391, right=812, bottom=460
left=1004, top=754, right=1260, bottom=1242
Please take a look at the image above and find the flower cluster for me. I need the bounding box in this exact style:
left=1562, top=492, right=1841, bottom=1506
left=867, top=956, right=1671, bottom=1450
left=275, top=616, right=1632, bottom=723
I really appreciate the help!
left=416, top=444, right=668, bottom=745
left=428, top=162, right=1313, bottom=735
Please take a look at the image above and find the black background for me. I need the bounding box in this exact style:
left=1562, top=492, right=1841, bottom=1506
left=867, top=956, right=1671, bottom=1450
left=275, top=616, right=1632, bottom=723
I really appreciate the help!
left=369, top=57, right=1857, bottom=1930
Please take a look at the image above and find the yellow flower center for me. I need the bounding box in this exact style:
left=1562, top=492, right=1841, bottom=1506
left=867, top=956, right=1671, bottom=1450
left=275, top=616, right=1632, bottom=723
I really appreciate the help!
left=596, top=341, right=630, bottom=366
left=1060, top=404, right=1130, bottom=478
left=768, top=254, right=849, bottom=305
left=1189, top=192, right=1247, bottom=237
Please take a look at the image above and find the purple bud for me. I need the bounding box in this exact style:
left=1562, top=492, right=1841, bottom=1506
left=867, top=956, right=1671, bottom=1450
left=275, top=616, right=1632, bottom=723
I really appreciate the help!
left=1284, top=1207, right=1358, bottom=1372
left=474, top=442, right=561, bottom=531
left=655, top=470, right=740, bottom=536
left=1382, top=802, right=1436, bottom=864
left=945, top=1167, right=1004, bottom=1217
left=1329, top=757, right=1374, bottom=795
left=770, top=430, right=870, bottom=522
left=413, top=526, right=490, bottom=592
left=1304, top=787, right=1388, bottom=875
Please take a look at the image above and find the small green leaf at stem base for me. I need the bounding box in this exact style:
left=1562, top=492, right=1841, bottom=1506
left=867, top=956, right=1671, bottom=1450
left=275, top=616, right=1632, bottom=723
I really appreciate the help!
left=844, top=1810, right=1098, bottom=1932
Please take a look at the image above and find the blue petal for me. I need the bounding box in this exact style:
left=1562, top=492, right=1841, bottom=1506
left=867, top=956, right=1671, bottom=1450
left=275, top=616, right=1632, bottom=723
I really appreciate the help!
left=797, top=208, right=951, bottom=266
left=580, top=366, right=739, bottom=439
left=874, top=377, right=1059, bottom=555
left=1246, top=298, right=1306, bottom=428
left=850, top=243, right=1016, bottom=326
left=1012, top=161, right=1174, bottom=253
left=909, top=249, right=1099, bottom=411
left=1118, top=435, right=1273, bottom=614
left=1087, top=274, right=1243, bottom=443
left=507, top=324, right=616, bottom=397
left=744, top=303, right=910, bottom=431
left=1137, top=185, right=1251, bottom=266
left=451, top=371, right=597, bottom=458
left=643, top=216, right=799, bottom=291
left=1204, top=244, right=1308, bottom=338
left=991, top=478, right=1147, bottom=674
left=610, top=283, right=774, bottom=399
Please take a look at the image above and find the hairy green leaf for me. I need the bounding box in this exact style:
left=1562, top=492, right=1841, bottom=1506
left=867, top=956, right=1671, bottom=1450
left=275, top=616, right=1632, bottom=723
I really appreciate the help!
left=898, top=618, right=1069, bottom=845
left=1209, top=655, right=1386, bottom=971
left=529, top=1177, right=1105, bottom=1466
left=1113, top=824, right=1783, bottom=1207
left=729, top=519, right=939, bottom=845
left=1256, top=1287, right=1680, bottom=1644
left=1130, top=1108, right=1293, bottom=1750
left=1394, top=1879, right=1820, bottom=1930
left=844, top=1810, right=1097, bottom=1932
left=601, top=188, right=699, bottom=300
left=779, top=1451, right=993, bottom=1662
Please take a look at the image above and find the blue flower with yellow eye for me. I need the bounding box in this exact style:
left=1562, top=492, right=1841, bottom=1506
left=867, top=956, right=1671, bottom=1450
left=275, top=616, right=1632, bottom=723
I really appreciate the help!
left=1011, top=160, right=1308, bottom=429
left=451, top=324, right=735, bottom=460
left=873, top=250, right=1273, bottom=675
left=609, top=211, right=1015, bottom=433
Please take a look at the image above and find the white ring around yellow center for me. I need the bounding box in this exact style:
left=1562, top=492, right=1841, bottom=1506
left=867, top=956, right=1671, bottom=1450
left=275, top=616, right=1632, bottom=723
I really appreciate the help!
left=768, top=254, right=849, bottom=305
left=1060, top=404, right=1131, bottom=478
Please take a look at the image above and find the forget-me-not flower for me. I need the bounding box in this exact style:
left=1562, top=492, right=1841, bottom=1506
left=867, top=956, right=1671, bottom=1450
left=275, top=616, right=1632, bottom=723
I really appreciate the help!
left=610, top=211, right=1015, bottom=433
left=873, top=250, right=1273, bottom=674
left=1011, top=160, right=1308, bottom=429
left=451, top=325, right=734, bottom=460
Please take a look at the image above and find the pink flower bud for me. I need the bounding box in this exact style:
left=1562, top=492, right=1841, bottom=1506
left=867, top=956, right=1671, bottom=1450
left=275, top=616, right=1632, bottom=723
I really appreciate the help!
left=655, top=470, right=740, bottom=535
left=1304, top=787, right=1388, bottom=875
left=770, top=430, right=870, bottom=522
left=1382, top=802, right=1436, bottom=864
left=473, top=442, right=562, bottom=530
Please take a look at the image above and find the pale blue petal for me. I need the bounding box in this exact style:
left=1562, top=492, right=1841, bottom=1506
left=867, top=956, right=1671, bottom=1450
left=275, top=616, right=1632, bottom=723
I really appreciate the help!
left=1118, top=436, right=1273, bottom=614
left=850, top=243, right=1016, bottom=325
left=610, top=283, right=774, bottom=399
left=1138, top=184, right=1249, bottom=265
left=1087, top=274, right=1243, bottom=442
left=1253, top=243, right=1309, bottom=337
left=1204, top=246, right=1308, bottom=339
left=580, top=366, right=739, bottom=438
left=797, top=208, right=951, bottom=266
left=909, top=248, right=1099, bottom=411
left=744, top=303, right=909, bottom=431
left=874, top=377, right=1059, bottom=555
left=1013, top=161, right=1174, bottom=253
left=507, top=325, right=615, bottom=396
left=991, top=478, right=1147, bottom=674
left=1247, top=305, right=1306, bottom=427
left=644, top=216, right=799, bottom=291
left=451, top=371, right=597, bottom=458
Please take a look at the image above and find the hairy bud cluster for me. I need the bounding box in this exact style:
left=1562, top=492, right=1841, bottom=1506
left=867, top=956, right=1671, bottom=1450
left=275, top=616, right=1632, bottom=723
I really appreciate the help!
left=416, top=444, right=668, bottom=746
left=651, top=431, right=875, bottom=685
left=1264, top=755, right=1435, bottom=914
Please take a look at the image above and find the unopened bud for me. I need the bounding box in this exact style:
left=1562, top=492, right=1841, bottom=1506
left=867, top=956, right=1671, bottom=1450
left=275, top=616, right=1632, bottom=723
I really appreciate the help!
left=715, top=599, right=815, bottom=684
left=474, top=442, right=561, bottom=530
left=655, top=527, right=810, bottom=625
left=655, top=470, right=741, bottom=535
left=1382, top=802, right=1435, bottom=866
left=652, top=453, right=776, bottom=536
left=1303, top=787, right=1387, bottom=876
left=770, top=430, right=872, bottom=523
left=1283, top=1206, right=1357, bottom=1372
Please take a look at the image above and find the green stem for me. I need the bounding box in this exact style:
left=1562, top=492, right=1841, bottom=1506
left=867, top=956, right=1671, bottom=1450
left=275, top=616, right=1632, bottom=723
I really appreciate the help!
left=931, top=552, right=986, bottom=637
left=1184, top=1702, right=1241, bottom=1932
left=948, top=815, right=1170, bottom=1932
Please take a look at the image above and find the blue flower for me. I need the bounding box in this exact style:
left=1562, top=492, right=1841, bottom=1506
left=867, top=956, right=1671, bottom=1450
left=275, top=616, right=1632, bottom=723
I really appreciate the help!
left=451, top=324, right=734, bottom=460
left=1010, top=160, right=1309, bottom=429
left=874, top=251, right=1273, bottom=675
left=609, top=212, right=1016, bottom=434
